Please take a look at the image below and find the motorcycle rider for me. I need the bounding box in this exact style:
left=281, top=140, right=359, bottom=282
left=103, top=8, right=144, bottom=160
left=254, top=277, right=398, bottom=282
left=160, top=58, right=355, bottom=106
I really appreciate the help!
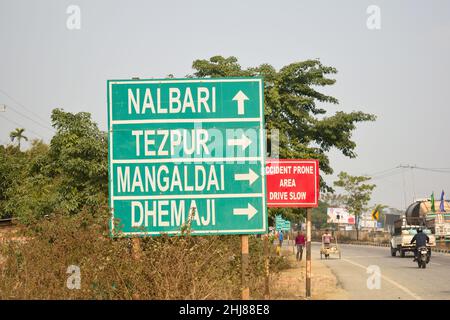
left=410, top=227, right=429, bottom=262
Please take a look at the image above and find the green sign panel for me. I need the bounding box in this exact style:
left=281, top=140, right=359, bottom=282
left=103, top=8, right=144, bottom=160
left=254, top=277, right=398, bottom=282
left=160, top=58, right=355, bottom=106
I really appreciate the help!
left=107, top=78, right=267, bottom=236
left=275, top=215, right=291, bottom=231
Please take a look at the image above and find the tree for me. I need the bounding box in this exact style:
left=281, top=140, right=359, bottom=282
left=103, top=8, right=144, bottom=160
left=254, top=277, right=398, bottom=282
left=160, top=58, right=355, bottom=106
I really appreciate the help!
left=3, top=139, right=56, bottom=223
left=3, top=110, right=108, bottom=223
left=191, top=56, right=376, bottom=222
left=9, top=128, right=28, bottom=150
left=47, top=109, right=108, bottom=215
left=321, top=193, right=347, bottom=207
left=0, top=144, right=27, bottom=218
left=311, top=200, right=332, bottom=230
left=333, top=172, right=376, bottom=240
left=191, top=56, right=375, bottom=192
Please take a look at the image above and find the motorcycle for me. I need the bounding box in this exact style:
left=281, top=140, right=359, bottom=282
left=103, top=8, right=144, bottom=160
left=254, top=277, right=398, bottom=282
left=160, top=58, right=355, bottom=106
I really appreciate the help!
left=416, top=246, right=430, bottom=269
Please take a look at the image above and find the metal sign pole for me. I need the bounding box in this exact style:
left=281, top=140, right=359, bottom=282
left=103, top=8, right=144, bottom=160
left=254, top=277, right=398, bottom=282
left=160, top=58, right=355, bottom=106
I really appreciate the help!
left=241, top=235, right=250, bottom=300
left=306, top=207, right=312, bottom=298
left=264, top=234, right=270, bottom=299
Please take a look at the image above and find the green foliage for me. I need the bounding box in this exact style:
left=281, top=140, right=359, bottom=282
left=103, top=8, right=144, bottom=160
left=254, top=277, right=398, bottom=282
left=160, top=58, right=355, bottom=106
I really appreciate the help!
left=3, top=140, right=58, bottom=223
left=1, top=56, right=375, bottom=227
left=333, top=171, right=376, bottom=237
left=311, top=200, right=331, bottom=229
left=47, top=109, right=108, bottom=214
left=321, top=193, right=347, bottom=207
left=0, top=145, right=27, bottom=218
left=0, top=110, right=108, bottom=223
left=192, top=56, right=376, bottom=192
left=0, top=210, right=289, bottom=299
left=9, top=128, right=28, bottom=149
left=192, top=55, right=376, bottom=223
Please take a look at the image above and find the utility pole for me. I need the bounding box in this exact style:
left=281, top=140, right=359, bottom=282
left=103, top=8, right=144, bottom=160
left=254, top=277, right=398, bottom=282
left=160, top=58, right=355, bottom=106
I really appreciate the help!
left=0, top=105, right=6, bottom=146
left=398, top=164, right=418, bottom=203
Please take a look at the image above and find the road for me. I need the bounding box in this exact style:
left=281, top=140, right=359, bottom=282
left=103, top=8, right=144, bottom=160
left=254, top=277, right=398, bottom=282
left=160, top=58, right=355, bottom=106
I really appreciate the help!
left=312, top=242, right=450, bottom=300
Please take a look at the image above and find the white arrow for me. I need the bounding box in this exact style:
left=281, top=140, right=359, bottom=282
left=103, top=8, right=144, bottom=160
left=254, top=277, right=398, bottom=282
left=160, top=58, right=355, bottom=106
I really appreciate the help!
left=227, top=134, right=252, bottom=150
left=233, top=203, right=258, bottom=220
left=234, top=168, right=259, bottom=186
left=232, top=90, right=249, bottom=115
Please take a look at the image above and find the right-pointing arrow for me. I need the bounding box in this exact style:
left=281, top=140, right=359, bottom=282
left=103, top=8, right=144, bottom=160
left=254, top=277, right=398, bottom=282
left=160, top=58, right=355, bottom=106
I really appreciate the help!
left=227, top=134, right=252, bottom=150
left=234, top=168, right=259, bottom=186
left=233, top=203, right=258, bottom=220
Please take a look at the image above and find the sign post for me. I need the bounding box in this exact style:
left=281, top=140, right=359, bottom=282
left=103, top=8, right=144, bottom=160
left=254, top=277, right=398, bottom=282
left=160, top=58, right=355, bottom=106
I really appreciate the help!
left=266, top=159, right=319, bottom=299
left=306, top=207, right=312, bottom=298
left=107, top=77, right=267, bottom=300
left=241, top=235, right=249, bottom=300
left=263, top=234, right=270, bottom=299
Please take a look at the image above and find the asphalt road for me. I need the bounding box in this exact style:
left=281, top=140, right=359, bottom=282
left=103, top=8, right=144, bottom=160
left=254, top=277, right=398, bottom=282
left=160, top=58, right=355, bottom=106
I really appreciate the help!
left=312, top=242, right=450, bottom=300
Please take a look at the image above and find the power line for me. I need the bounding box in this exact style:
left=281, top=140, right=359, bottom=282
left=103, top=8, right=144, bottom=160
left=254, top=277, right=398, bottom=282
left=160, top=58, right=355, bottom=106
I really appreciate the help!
left=398, top=165, right=450, bottom=174
left=0, top=88, right=51, bottom=125
left=369, top=170, right=403, bottom=181
left=0, top=113, right=47, bottom=141
left=4, top=105, right=55, bottom=133
left=364, top=166, right=399, bottom=177
left=0, top=88, right=55, bottom=133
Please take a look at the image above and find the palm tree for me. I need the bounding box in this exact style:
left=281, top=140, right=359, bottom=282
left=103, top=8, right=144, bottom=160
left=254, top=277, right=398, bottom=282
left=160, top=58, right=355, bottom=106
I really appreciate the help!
left=9, top=128, right=28, bottom=150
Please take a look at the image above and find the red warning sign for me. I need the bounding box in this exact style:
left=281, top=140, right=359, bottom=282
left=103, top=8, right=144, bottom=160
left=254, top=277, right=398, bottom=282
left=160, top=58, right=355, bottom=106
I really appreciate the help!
left=266, top=159, right=320, bottom=208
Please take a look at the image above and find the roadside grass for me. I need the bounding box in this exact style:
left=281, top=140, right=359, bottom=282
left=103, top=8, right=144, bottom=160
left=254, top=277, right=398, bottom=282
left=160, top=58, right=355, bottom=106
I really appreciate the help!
left=0, top=210, right=290, bottom=299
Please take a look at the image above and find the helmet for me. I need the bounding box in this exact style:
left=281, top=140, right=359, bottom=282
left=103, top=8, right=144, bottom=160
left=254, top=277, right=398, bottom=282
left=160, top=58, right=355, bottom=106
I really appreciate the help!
left=417, top=227, right=422, bottom=233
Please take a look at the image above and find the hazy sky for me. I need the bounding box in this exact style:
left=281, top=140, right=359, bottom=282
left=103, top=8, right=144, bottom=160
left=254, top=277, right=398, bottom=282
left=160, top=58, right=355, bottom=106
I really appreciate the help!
left=1, top=0, right=449, bottom=210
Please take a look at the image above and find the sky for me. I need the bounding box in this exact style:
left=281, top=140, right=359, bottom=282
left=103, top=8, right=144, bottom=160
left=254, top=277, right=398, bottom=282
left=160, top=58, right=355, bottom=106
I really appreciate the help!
left=1, top=0, right=449, bottom=210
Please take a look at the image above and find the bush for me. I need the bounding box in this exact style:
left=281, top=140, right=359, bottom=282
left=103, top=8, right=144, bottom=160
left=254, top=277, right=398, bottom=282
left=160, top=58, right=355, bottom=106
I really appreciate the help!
left=0, top=211, right=289, bottom=299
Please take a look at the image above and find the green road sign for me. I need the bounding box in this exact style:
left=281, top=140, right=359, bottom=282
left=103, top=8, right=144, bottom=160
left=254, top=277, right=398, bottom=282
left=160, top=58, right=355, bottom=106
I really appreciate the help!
left=275, top=215, right=291, bottom=231
left=107, top=77, right=267, bottom=237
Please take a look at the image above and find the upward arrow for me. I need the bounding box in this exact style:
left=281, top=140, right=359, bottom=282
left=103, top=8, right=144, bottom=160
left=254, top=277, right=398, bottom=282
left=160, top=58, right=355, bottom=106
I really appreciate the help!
left=232, top=90, right=249, bottom=115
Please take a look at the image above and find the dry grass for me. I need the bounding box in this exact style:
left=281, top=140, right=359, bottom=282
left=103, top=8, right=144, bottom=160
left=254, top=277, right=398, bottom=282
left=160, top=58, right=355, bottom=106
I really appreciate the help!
left=0, top=211, right=289, bottom=299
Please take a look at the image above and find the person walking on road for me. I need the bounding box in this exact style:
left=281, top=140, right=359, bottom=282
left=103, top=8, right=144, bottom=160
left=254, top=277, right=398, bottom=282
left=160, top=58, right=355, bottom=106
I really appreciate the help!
left=278, top=230, right=284, bottom=248
left=322, top=229, right=332, bottom=249
left=295, top=231, right=306, bottom=261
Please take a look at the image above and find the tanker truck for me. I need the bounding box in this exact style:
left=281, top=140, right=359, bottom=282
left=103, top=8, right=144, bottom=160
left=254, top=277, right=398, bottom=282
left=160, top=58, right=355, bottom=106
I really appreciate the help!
left=390, top=199, right=441, bottom=257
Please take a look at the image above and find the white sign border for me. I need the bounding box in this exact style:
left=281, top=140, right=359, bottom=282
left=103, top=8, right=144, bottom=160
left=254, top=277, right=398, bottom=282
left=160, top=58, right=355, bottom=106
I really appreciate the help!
left=108, top=78, right=267, bottom=236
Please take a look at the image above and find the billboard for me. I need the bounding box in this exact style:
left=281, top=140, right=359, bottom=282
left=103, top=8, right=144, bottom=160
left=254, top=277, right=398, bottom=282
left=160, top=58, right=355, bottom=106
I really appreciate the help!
left=327, top=207, right=355, bottom=224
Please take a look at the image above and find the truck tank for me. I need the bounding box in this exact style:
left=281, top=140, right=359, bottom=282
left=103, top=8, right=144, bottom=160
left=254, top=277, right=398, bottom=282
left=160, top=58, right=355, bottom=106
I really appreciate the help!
left=405, top=199, right=450, bottom=225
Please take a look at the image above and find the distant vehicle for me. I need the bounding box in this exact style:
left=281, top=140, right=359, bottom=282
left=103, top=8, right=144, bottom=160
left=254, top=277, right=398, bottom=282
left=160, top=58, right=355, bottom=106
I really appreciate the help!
left=405, top=198, right=450, bottom=242
left=390, top=217, right=436, bottom=257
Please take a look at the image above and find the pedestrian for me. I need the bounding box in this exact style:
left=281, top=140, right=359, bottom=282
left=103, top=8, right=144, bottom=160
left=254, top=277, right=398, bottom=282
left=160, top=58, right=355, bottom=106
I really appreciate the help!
left=322, top=229, right=332, bottom=249
left=279, top=230, right=284, bottom=248
left=295, top=231, right=306, bottom=261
